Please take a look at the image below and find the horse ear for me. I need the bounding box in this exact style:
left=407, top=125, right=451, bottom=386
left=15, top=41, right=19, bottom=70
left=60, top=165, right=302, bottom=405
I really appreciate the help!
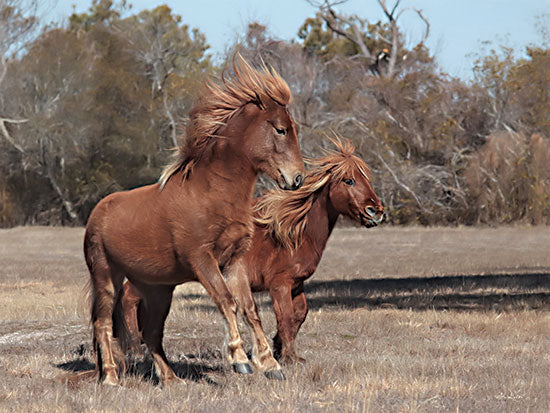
left=254, top=92, right=266, bottom=110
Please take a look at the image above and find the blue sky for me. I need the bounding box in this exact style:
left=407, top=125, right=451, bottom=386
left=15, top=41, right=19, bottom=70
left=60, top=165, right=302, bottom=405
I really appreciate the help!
left=40, top=0, right=549, bottom=79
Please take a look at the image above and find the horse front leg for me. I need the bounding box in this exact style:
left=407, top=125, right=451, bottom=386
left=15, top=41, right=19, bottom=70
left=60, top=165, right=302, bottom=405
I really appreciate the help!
left=270, top=282, right=306, bottom=364
left=190, top=251, right=252, bottom=375
left=288, top=285, right=308, bottom=363
left=225, top=260, right=285, bottom=380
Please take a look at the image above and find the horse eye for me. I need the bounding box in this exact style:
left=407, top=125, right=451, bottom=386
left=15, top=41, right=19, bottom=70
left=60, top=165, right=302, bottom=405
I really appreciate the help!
left=274, top=127, right=286, bottom=136
left=343, top=178, right=355, bottom=186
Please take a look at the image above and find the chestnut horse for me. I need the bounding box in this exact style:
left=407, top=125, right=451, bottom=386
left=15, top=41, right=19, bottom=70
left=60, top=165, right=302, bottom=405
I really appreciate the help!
left=119, top=137, right=384, bottom=365
left=84, top=56, right=304, bottom=385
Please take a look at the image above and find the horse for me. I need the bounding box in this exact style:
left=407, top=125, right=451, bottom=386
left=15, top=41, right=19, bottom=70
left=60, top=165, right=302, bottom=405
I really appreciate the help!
left=84, top=55, right=305, bottom=386
left=119, top=137, right=384, bottom=366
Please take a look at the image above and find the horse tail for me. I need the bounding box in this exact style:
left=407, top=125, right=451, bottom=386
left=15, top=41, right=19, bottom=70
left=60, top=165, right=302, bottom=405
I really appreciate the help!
left=83, top=228, right=96, bottom=325
left=112, top=286, right=132, bottom=352
left=113, top=281, right=142, bottom=353
left=84, top=224, right=131, bottom=372
left=83, top=228, right=101, bottom=361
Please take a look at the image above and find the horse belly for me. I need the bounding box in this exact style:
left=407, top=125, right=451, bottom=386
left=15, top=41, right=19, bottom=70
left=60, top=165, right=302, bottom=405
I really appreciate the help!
left=110, top=246, right=178, bottom=281
left=102, top=217, right=188, bottom=283
left=106, top=229, right=202, bottom=284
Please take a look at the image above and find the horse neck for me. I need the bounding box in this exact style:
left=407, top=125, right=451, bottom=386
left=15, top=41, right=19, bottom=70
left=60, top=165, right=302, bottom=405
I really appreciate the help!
left=211, top=141, right=257, bottom=194
left=303, top=183, right=339, bottom=254
left=162, top=143, right=257, bottom=219
left=192, top=137, right=258, bottom=201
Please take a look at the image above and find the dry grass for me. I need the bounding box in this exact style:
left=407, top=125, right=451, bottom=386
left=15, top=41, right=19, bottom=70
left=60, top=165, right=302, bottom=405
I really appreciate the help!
left=1, top=225, right=549, bottom=412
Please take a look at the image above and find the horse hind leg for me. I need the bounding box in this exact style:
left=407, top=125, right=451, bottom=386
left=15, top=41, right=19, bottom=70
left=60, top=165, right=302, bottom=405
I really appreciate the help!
left=138, top=284, right=180, bottom=386
left=270, top=281, right=304, bottom=364
left=85, top=233, right=125, bottom=385
left=115, top=281, right=143, bottom=349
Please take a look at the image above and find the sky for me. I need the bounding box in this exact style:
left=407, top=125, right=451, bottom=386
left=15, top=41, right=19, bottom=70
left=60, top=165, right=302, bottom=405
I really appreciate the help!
left=39, top=0, right=550, bottom=80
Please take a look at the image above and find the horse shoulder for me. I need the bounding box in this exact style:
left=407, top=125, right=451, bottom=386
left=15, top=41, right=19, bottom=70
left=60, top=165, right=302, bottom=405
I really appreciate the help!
left=291, top=242, right=323, bottom=282
left=215, top=220, right=254, bottom=268
left=244, top=228, right=281, bottom=292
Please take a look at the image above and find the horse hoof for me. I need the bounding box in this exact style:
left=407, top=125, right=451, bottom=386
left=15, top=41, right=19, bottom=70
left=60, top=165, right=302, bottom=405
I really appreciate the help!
left=232, top=363, right=253, bottom=375
left=162, top=375, right=185, bottom=387
left=101, top=375, right=119, bottom=386
left=264, top=369, right=286, bottom=381
left=280, top=355, right=306, bottom=365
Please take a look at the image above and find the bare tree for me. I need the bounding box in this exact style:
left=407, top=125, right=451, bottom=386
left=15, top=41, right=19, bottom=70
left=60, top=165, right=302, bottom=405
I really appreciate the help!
left=118, top=6, right=209, bottom=147
left=0, top=0, right=36, bottom=152
left=306, top=0, right=429, bottom=77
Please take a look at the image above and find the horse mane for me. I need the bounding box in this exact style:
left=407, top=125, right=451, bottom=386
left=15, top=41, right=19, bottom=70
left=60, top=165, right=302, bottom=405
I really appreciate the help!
left=253, top=136, right=371, bottom=251
left=159, top=54, right=292, bottom=189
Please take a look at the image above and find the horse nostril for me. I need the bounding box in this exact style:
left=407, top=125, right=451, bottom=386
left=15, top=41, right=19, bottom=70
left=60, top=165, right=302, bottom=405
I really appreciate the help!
left=366, top=206, right=377, bottom=217
left=293, top=174, right=303, bottom=189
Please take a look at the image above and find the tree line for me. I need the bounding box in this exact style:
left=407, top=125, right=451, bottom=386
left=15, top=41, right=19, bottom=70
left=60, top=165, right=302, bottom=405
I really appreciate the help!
left=1, top=0, right=549, bottom=226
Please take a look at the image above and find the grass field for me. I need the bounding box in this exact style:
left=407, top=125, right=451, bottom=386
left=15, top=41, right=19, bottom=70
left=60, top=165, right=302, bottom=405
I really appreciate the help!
left=1, top=225, right=549, bottom=412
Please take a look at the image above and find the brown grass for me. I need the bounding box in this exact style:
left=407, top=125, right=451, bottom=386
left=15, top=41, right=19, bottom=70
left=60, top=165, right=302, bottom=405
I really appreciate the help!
left=1, top=225, right=549, bottom=412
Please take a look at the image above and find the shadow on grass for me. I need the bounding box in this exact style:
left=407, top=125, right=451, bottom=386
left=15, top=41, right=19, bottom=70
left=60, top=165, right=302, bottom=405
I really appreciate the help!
left=180, top=272, right=550, bottom=312
left=56, top=356, right=223, bottom=386
left=305, top=272, right=550, bottom=311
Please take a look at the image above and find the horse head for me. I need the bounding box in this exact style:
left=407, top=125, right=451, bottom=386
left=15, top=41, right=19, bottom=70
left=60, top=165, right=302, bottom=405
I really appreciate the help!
left=159, top=54, right=304, bottom=191
left=322, top=137, right=385, bottom=227
left=238, top=96, right=304, bottom=190
left=223, top=56, right=304, bottom=190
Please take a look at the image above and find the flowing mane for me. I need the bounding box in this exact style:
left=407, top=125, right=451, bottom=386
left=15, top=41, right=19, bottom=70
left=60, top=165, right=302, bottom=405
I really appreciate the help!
left=254, top=137, right=371, bottom=251
left=159, top=54, right=292, bottom=188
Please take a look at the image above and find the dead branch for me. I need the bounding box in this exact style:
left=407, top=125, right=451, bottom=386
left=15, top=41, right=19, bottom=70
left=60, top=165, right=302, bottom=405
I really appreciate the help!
left=319, top=2, right=373, bottom=60
left=0, top=57, right=7, bottom=85
left=0, top=117, right=27, bottom=153
left=414, top=9, right=430, bottom=45
left=377, top=0, right=401, bottom=22
left=375, top=152, right=426, bottom=211
left=163, top=94, right=178, bottom=148
left=39, top=137, right=80, bottom=222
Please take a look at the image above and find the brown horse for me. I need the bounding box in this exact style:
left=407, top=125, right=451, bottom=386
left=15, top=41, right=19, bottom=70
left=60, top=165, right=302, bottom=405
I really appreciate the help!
left=84, top=55, right=304, bottom=385
left=120, top=137, right=384, bottom=366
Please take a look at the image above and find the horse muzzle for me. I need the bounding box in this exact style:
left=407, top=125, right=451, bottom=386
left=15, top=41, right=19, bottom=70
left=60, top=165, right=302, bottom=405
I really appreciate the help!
left=360, top=206, right=385, bottom=228
left=278, top=170, right=304, bottom=191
